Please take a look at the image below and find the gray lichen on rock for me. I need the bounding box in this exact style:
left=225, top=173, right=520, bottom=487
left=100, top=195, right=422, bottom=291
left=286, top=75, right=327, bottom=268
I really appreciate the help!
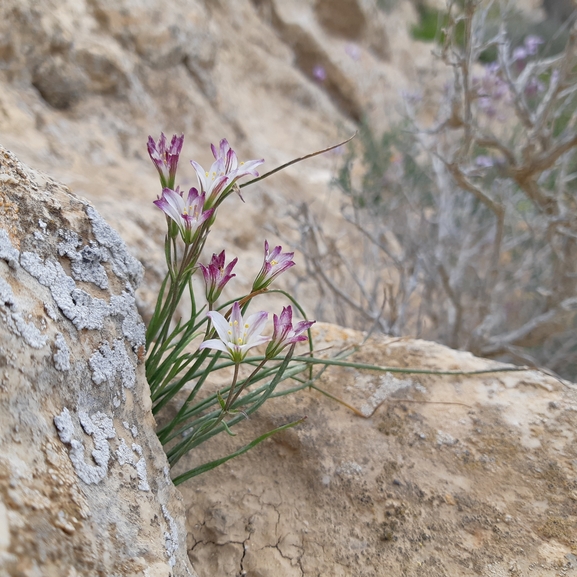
left=58, top=229, right=110, bottom=290
left=0, top=229, right=19, bottom=269
left=115, top=437, right=135, bottom=466
left=115, top=439, right=151, bottom=491
left=0, top=277, right=47, bottom=350
left=44, top=301, right=58, bottom=320
left=0, top=230, right=45, bottom=349
left=20, top=251, right=110, bottom=330
left=86, top=206, right=144, bottom=289
left=162, top=504, right=180, bottom=568
left=53, top=333, right=71, bottom=371
left=20, top=251, right=145, bottom=348
left=54, top=408, right=116, bottom=485
left=109, top=288, right=146, bottom=349
left=123, top=421, right=139, bottom=438
left=133, top=443, right=151, bottom=492
left=89, top=338, right=136, bottom=391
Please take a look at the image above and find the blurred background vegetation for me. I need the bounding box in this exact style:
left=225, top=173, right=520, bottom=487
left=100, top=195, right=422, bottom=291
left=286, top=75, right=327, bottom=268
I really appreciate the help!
left=292, top=0, right=577, bottom=380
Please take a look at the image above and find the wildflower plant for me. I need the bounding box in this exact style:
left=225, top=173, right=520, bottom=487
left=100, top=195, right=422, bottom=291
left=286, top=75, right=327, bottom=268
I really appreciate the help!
left=145, top=133, right=363, bottom=484
left=145, top=131, right=535, bottom=484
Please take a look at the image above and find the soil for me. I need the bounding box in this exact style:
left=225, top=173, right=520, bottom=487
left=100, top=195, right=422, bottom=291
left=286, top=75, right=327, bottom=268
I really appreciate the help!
left=177, top=324, right=577, bottom=577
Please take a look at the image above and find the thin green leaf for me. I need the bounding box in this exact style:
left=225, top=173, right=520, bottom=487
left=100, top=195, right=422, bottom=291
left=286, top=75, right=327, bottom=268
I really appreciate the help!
left=171, top=417, right=306, bottom=485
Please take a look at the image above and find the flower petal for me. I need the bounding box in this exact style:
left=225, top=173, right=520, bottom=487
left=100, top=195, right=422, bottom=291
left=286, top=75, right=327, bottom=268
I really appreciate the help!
left=199, top=339, right=229, bottom=354
left=207, top=311, right=231, bottom=342
left=245, top=309, right=268, bottom=331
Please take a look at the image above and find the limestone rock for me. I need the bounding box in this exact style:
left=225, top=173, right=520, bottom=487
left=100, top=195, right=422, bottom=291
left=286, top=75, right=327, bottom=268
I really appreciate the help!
left=31, top=54, right=89, bottom=110
left=314, top=0, right=368, bottom=40
left=181, top=323, right=577, bottom=576
left=0, top=146, right=195, bottom=577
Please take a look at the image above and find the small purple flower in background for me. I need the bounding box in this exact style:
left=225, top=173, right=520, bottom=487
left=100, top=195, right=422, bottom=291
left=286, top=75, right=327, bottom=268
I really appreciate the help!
left=200, top=302, right=270, bottom=363
left=477, top=96, right=497, bottom=118
left=191, top=138, right=264, bottom=208
left=153, top=187, right=213, bottom=244
left=313, top=65, right=327, bottom=82
left=512, top=46, right=528, bottom=62
left=475, top=155, right=494, bottom=168
left=199, top=251, right=238, bottom=305
left=266, top=306, right=315, bottom=358
left=524, top=35, right=544, bottom=55
left=551, top=69, right=560, bottom=86
left=474, top=63, right=511, bottom=118
left=401, top=90, right=422, bottom=105
left=525, top=76, right=545, bottom=97
left=345, top=43, right=361, bottom=61
left=147, top=133, right=184, bottom=189
left=252, top=241, right=295, bottom=291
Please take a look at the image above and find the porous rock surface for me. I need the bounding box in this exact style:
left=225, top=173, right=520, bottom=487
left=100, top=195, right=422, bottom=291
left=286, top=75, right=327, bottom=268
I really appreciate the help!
left=0, top=146, right=195, bottom=577
left=180, top=324, right=577, bottom=576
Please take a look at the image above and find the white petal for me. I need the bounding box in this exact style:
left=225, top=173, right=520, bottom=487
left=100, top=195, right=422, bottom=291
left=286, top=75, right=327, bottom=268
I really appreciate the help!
left=245, top=311, right=268, bottom=339
left=239, top=335, right=271, bottom=354
left=191, top=161, right=209, bottom=192
left=207, top=311, right=232, bottom=343
left=199, top=339, right=230, bottom=354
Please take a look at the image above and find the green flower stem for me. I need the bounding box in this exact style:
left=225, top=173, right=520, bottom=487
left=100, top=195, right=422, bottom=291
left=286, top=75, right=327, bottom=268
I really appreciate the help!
left=238, top=133, right=356, bottom=190
left=151, top=357, right=238, bottom=404
left=236, top=354, right=530, bottom=377
left=145, top=271, right=170, bottom=347
left=223, top=362, right=241, bottom=411
left=152, top=351, right=197, bottom=400
left=154, top=348, right=217, bottom=421
left=265, top=289, right=315, bottom=379
left=147, top=271, right=191, bottom=363
left=162, top=361, right=291, bottom=439
left=216, top=288, right=268, bottom=313
left=171, top=417, right=306, bottom=486
left=148, top=222, right=208, bottom=350
left=289, top=356, right=530, bottom=376
left=225, top=357, right=268, bottom=412
left=163, top=361, right=311, bottom=446
left=147, top=313, right=209, bottom=385
left=149, top=320, right=207, bottom=395
left=161, top=362, right=280, bottom=444
left=155, top=268, right=191, bottom=347
left=167, top=348, right=295, bottom=466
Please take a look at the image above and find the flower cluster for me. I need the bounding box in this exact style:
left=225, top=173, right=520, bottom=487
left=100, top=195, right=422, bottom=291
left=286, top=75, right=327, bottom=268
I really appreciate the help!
left=147, top=132, right=314, bottom=365
left=200, top=303, right=314, bottom=363
left=147, top=133, right=184, bottom=189
left=153, top=187, right=213, bottom=244
left=191, top=138, right=264, bottom=208
left=200, top=302, right=270, bottom=363
left=512, top=35, right=544, bottom=68
left=145, top=131, right=326, bottom=482
left=149, top=134, right=264, bottom=244
left=199, top=251, right=238, bottom=305
left=472, top=63, right=510, bottom=119
left=266, top=306, right=315, bottom=358
left=472, top=35, right=546, bottom=120
left=252, top=241, right=295, bottom=291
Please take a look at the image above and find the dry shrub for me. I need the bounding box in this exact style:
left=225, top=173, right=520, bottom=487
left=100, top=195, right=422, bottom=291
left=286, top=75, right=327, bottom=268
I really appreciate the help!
left=292, top=0, right=577, bottom=378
